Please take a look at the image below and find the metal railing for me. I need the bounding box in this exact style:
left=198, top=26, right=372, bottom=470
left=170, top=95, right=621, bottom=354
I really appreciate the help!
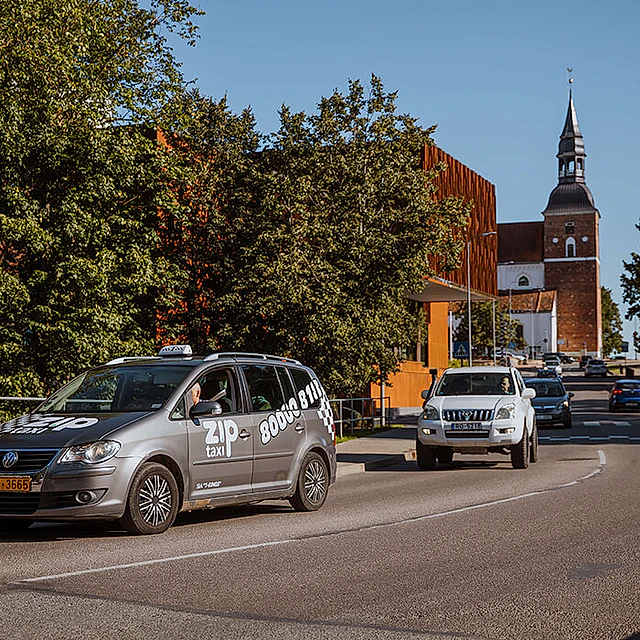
left=329, top=396, right=390, bottom=439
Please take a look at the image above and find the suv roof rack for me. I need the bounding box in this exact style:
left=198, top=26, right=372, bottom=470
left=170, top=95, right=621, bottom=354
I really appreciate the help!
left=106, top=356, right=160, bottom=365
left=203, top=352, right=301, bottom=365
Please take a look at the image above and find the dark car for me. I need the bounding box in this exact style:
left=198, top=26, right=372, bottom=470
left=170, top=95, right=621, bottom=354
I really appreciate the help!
left=609, top=379, right=640, bottom=412
left=535, top=367, right=560, bottom=379
left=525, top=377, right=573, bottom=428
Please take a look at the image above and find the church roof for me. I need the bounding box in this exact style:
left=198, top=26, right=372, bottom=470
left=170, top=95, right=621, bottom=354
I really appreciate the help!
left=498, top=221, right=544, bottom=263
left=542, top=182, right=596, bottom=214
left=499, top=290, right=557, bottom=313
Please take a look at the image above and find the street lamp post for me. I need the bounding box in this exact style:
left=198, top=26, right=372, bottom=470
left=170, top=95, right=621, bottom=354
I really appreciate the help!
left=467, top=231, right=497, bottom=367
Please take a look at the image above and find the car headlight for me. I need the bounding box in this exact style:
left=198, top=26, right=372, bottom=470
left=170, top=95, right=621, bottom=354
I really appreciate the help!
left=422, top=405, right=439, bottom=421
left=559, top=400, right=569, bottom=409
left=60, top=440, right=121, bottom=464
left=496, top=403, right=516, bottom=420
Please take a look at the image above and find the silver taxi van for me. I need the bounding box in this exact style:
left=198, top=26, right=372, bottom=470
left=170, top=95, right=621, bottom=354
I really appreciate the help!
left=0, top=346, right=337, bottom=534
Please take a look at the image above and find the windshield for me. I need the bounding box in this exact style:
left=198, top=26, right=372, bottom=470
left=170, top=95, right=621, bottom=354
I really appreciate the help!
left=436, top=372, right=515, bottom=396
left=39, top=365, right=194, bottom=414
left=525, top=381, right=565, bottom=397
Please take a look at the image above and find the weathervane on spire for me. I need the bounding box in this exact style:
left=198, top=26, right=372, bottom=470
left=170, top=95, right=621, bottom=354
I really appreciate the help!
left=566, top=67, right=574, bottom=86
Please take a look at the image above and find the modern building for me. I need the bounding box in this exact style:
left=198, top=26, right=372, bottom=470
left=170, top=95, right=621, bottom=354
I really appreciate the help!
left=372, top=144, right=498, bottom=410
left=497, top=89, right=601, bottom=358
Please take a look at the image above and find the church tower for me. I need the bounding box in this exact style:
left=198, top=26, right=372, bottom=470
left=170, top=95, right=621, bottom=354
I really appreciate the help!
left=542, top=87, right=601, bottom=356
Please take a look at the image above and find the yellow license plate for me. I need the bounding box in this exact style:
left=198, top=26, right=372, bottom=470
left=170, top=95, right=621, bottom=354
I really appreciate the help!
left=0, top=476, right=31, bottom=492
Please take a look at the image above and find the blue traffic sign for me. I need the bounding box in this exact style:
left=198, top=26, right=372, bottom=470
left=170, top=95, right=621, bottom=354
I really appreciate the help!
left=453, top=341, right=469, bottom=359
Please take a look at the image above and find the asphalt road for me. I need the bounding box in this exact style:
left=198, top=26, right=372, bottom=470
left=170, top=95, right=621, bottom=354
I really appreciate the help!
left=1, top=367, right=639, bottom=640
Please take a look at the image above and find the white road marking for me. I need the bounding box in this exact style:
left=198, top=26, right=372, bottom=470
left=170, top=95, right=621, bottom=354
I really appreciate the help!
left=15, top=450, right=608, bottom=585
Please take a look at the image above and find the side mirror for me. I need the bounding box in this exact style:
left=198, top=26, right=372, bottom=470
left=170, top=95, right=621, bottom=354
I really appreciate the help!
left=522, top=388, right=536, bottom=399
left=421, top=389, right=430, bottom=399
left=569, top=392, right=575, bottom=398
left=190, top=401, right=223, bottom=420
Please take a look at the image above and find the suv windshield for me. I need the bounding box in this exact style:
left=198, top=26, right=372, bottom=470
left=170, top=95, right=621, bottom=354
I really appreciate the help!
left=436, top=372, right=515, bottom=396
left=39, top=365, right=194, bottom=414
left=525, top=380, right=565, bottom=397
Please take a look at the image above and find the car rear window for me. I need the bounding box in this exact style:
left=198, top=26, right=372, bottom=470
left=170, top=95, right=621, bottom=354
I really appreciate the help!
left=617, top=382, right=640, bottom=390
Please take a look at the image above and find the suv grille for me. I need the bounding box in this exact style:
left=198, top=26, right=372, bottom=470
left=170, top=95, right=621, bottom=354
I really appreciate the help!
left=0, top=449, right=60, bottom=473
left=442, top=409, right=493, bottom=422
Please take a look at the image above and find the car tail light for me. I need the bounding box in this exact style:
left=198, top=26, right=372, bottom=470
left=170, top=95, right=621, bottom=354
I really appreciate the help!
left=612, top=389, right=622, bottom=395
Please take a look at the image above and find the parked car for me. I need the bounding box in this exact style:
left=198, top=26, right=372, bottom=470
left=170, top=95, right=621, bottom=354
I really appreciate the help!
left=609, top=379, right=640, bottom=412
left=545, top=352, right=574, bottom=364
left=0, top=345, right=337, bottom=534
left=417, top=366, right=538, bottom=470
left=525, top=377, right=573, bottom=428
left=584, top=359, right=608, bottom=377
left=579, top=355, right=590, bottom=370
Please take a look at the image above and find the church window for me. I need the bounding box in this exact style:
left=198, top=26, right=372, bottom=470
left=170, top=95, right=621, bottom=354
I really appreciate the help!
left=568, top=160, right=575, bottom=174
left=517, top=275, right=530, bottom=288
left=565, top=237, right=576, bottom=257
left=577, top=159, right=583, bottom=171
left=565, top=221, right=575, bottom=234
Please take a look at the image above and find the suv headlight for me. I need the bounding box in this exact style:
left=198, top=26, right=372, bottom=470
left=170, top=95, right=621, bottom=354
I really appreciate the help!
left=60, top=440, right=121, bottom=464
left=559, top=400, right=569, bottom=409
left=496, top=403, right=516, bottom=420
left=422, top=405, right=439, bottom=421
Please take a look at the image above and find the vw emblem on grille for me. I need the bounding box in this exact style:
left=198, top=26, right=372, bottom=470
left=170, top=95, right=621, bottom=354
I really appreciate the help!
left=2, top=451, right=18, bottom=469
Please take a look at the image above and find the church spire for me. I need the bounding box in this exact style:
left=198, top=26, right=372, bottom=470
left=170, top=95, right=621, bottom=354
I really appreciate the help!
left=557, top=75, right=586, bottom=184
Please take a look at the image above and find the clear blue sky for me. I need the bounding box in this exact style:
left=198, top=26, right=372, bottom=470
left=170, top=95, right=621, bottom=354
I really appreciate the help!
left=169, top=0, right=640, bottom=348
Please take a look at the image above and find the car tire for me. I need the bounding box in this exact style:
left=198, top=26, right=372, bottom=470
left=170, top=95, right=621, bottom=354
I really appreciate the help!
left=289, top=452, right=329, bottom=512
left=120, top=462, right=179, bottom=535
left=416, top=437, right=437, bottom=470
left=529, top=423, right=539, bottom=463
left=511, top=427, right=530, bottom=469
left=436, top=447, right=454, bottom=465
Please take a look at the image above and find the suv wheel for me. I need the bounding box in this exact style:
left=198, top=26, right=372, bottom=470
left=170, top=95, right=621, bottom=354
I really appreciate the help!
left=511, top=427, right=530, bottom=469
left=436, top=447, right=454, bottom=465
left=120, top=462, right=179, bottom=535
left=289, top=452, right=329, bottom=512
left=529, top=423, right=539, bottom=463
left=416, top=437, right=437, bottom=470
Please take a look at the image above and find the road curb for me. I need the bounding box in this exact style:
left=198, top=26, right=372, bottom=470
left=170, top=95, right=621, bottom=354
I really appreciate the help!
left=337, top=449, right=416, bottom=478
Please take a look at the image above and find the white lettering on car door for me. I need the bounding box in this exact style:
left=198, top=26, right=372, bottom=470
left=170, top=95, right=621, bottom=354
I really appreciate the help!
left=202, top=419, right=239, bottom=458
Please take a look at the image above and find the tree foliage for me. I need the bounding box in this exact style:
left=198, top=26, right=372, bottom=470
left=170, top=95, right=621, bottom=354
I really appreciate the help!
left=601, top=286, right=623, bottom=357
left=0, top=0, right=200, bottom=396
left=453, top=301, right=523, bottom=358
left=160, top=77, right=470, bottom=396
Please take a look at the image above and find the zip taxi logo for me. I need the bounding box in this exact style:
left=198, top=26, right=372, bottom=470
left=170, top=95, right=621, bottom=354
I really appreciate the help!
left=202, top=419, right=238, bottom=458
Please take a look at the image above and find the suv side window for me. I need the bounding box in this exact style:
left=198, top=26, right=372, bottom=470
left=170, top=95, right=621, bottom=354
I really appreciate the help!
left=198, top=367, right=240, bottom=414
left=514, top=369, right=525, bottom=393
left=290, top=367, right=320, bottom=409
left=242, top=364, right=285, bottom=412
left=170, top=367, right=240, bottom=420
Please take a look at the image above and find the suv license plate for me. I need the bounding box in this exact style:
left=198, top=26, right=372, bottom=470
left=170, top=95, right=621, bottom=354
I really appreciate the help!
left=451, top=422, right=483, bottom=430
left=0, top=477, right=31, bottom=492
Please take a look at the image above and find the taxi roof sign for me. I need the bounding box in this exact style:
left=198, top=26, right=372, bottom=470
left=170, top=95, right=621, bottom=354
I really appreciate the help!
left=158, top=344, right=193, bottom=357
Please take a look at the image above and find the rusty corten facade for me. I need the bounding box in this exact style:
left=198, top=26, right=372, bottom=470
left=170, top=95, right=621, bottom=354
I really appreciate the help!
left=422, top=143, right=497, bottom=297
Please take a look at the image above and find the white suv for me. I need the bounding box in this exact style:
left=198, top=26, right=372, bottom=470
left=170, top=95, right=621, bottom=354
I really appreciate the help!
left=417, top=366, right=537, bottom=470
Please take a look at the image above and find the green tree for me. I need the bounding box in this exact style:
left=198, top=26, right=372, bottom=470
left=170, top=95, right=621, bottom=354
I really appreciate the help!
left=601, top=286, right=623, bottom=357
left=453, top=301, right=523, bottom=359
left=161, top=76, right=470, bottom=396
left=0, top=0, right=201, bottom=397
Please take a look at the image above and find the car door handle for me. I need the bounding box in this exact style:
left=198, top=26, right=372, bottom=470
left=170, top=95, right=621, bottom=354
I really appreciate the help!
left=294, top=423, right=305, bottom=432
left=239, top=430, right=251, bottom=440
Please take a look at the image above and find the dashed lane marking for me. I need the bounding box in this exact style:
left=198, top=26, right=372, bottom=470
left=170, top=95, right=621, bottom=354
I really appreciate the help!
left=540, top=435, right=640, bottom=443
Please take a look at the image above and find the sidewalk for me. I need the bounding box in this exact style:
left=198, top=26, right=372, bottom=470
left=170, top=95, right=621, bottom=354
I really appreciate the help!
left=336, top=425, right=417, bottom=477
